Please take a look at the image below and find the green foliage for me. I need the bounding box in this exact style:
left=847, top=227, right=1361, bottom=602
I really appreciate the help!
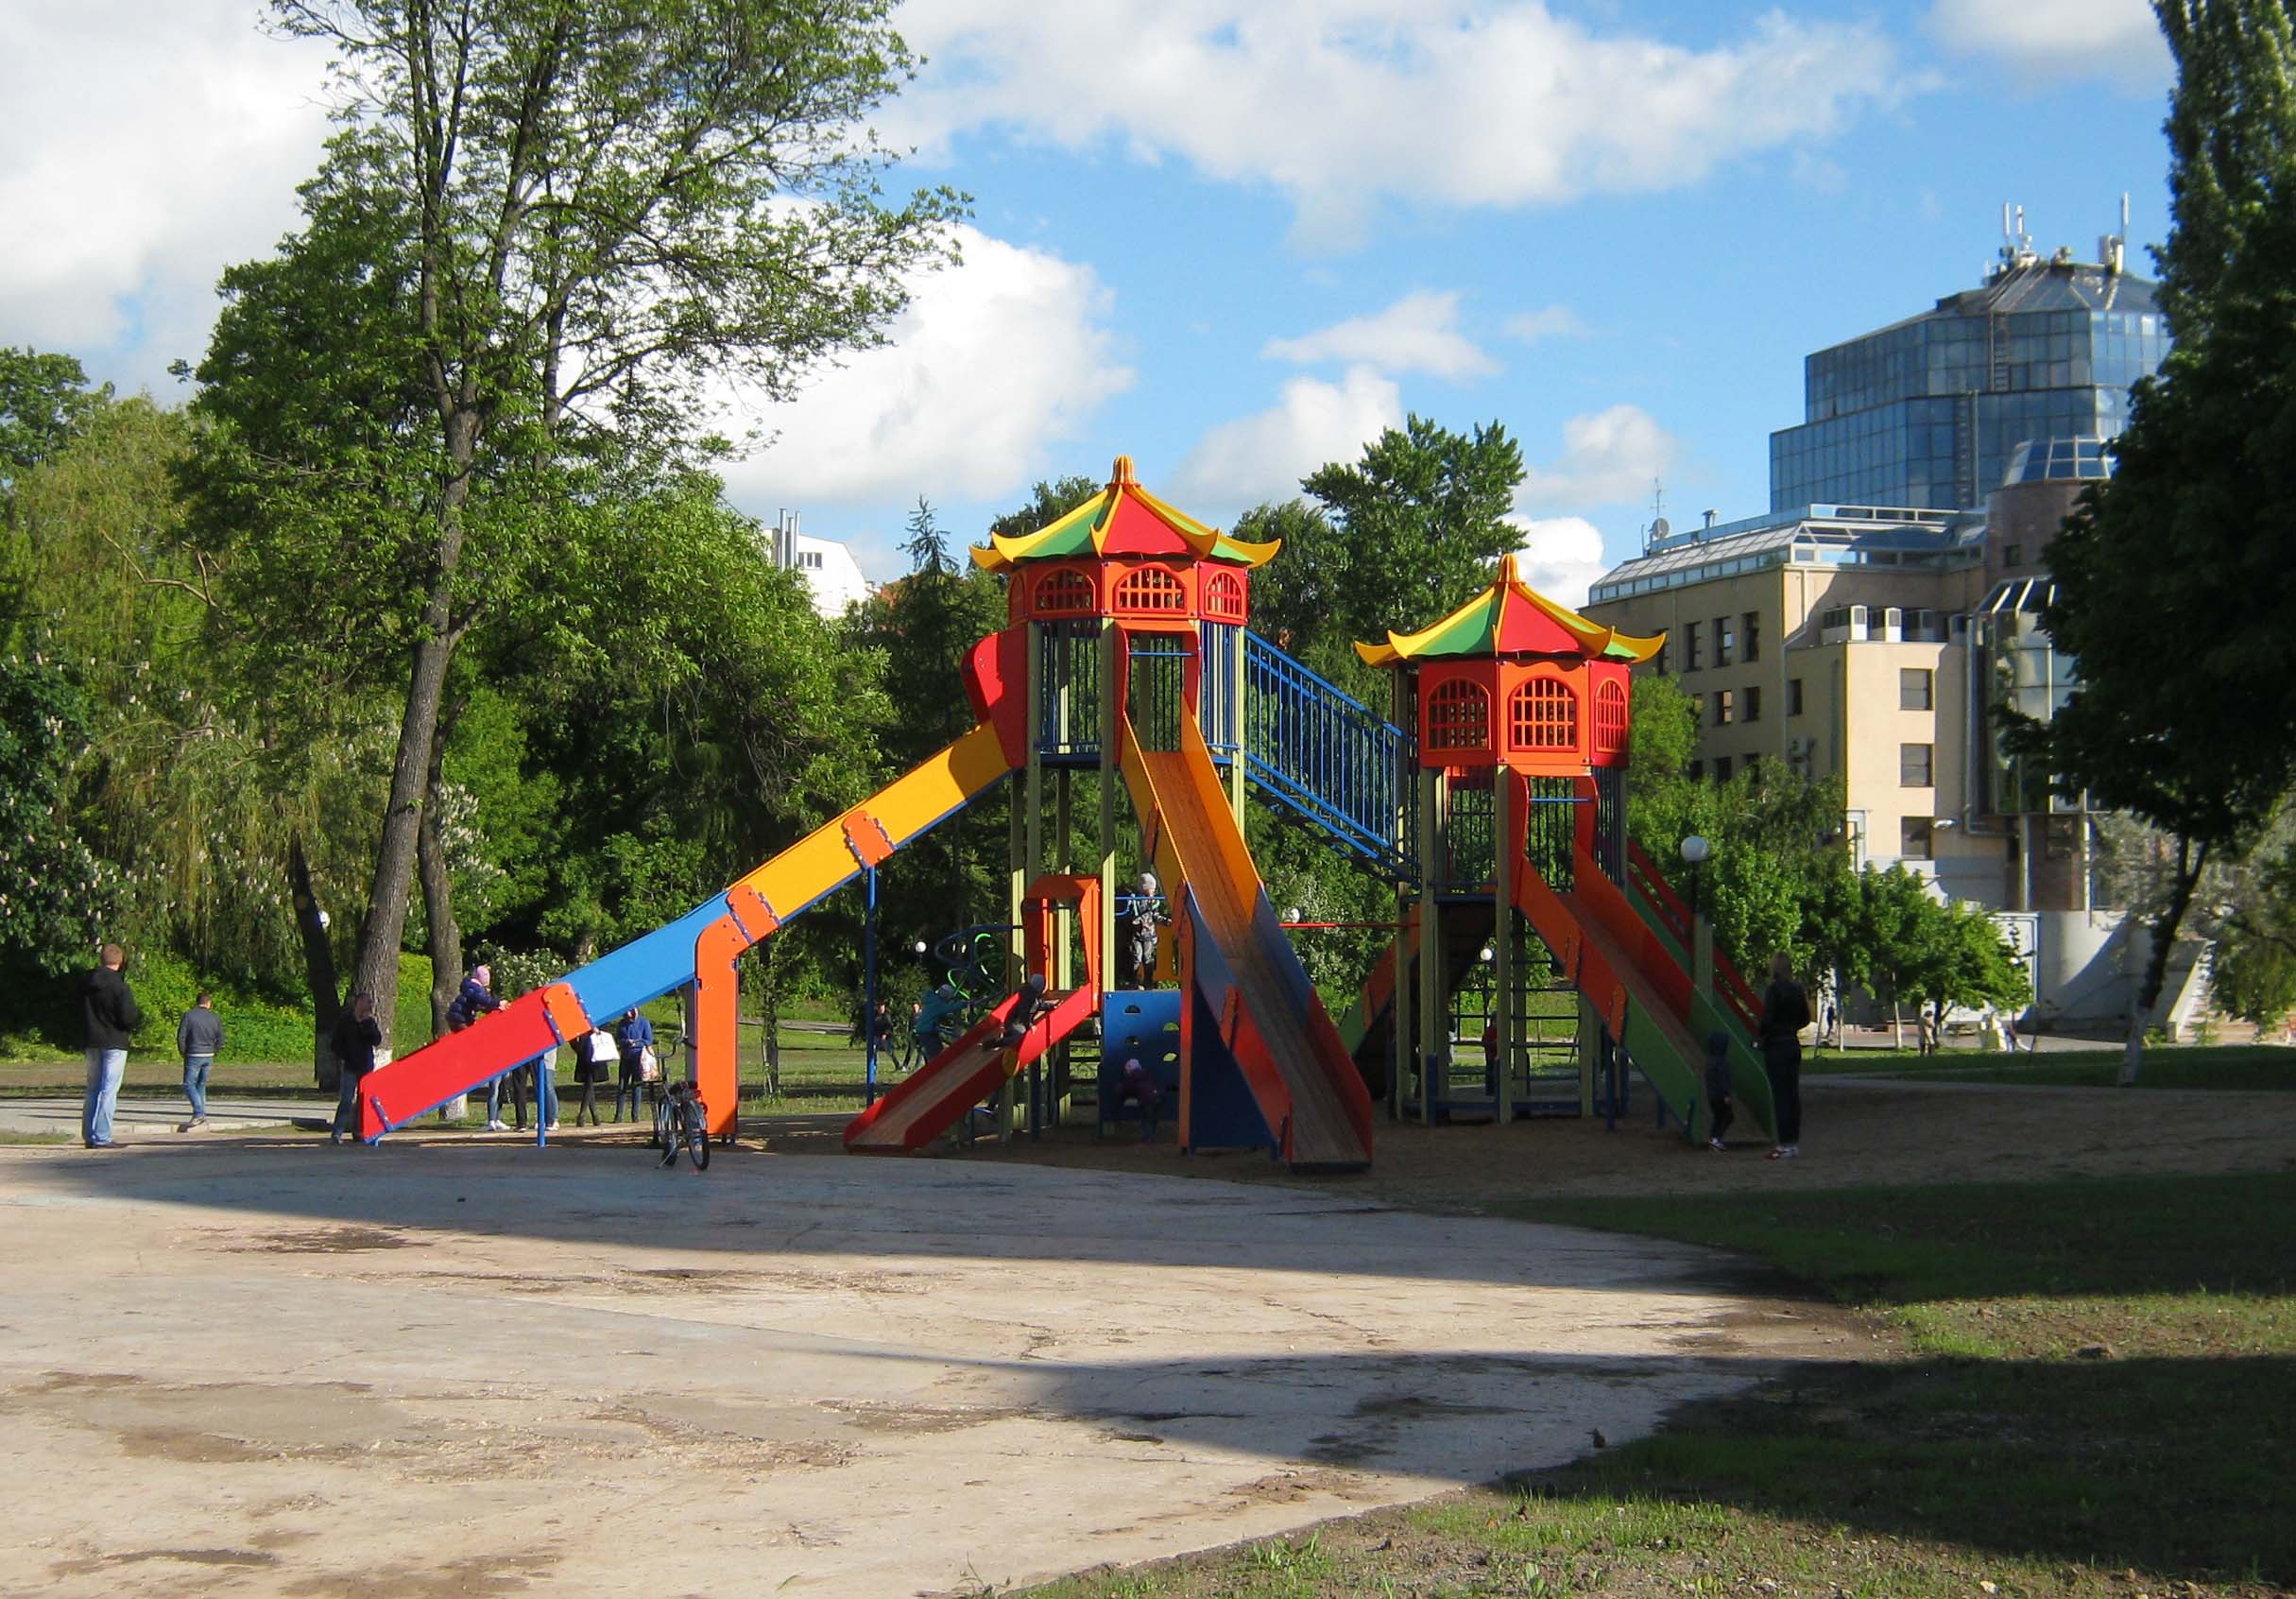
left=0, top=347, right=108, bottom=490
left=1254, top=417, right=1524, bottom=694
left=0, top=658, right=116, bottom=981
left=2017, top=2, right=2296, bottom=1033
left=2207, top=807, right=2296, bottom=1025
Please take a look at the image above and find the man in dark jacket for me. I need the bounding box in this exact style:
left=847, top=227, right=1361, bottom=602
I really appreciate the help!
left=176, top=991, right=226, bottom=1131
left=80, top=942, right=143, bottom=1148
left=1758, top=953, right=1812, bottom=1161
left=330, top=992, right=384, bottom=1145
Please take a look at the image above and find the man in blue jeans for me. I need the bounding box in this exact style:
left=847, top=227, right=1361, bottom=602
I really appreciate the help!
left=177, top=991, right=224, bottom=1132
left=79, top=942, right=143, bottom=1149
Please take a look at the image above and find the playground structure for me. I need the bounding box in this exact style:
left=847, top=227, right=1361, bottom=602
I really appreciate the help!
left=357, top=456, right=1774, bottom=1163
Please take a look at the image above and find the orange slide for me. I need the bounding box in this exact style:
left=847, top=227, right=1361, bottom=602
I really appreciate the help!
left=1120, top=715, right=1372, bottom=1171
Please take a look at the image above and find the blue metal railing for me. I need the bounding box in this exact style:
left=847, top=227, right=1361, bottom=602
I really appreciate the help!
left=1242, top=633, right=1416, bottom=876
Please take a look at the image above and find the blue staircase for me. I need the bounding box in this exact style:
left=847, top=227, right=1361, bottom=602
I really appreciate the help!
left=1242, top=633, right=1416, bottom=877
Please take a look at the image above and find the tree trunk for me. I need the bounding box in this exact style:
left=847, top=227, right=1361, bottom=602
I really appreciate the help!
left=289, top=834, right=345, bottom=1091
left=417, top=714, right=465, bottom=1120
left=418, top=699, right=463, bottom=1041
left=1890, top=989, right=1903, bottom=1050
left=2122, top=836, right=2210, bottom=1086
left=349, top=595, right=459, bottom=1056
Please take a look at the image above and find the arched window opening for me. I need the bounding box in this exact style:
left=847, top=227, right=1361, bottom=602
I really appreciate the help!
left=1035, top=568, right=1093, bottom=614
left=1511, top=678, right=1578, bottom=750
left=1427, top=679, right=1492, bottom=751
left=1592, top=679, right=1629, bottom=754
left=1114, top=566, right=1188, bottom=613
left=1203, top=570, right=1244, bottom=619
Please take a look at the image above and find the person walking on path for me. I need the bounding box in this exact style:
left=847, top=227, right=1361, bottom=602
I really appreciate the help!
left=612, top=1008, right=655, bottom=1123
left=79, top=942, right=143, bottom=1149
left=330, top=992, right=384, bottom=1145
left=176, top=991, right=224, bottom=1131
left=571, top=1027, right=613, bottom=1126
left=1758, top=952, right=1811, bottom=1161
left=1702, top=1030, right=1736, bottom=1152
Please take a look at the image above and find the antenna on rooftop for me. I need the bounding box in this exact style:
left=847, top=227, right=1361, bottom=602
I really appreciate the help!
left=1643, top=479, right=1671, bottom=551
left=2099, top=191, right=2130, bottom=275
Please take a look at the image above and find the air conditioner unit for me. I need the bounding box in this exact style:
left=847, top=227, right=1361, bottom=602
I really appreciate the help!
left=1849, top=604, right=1869, bottom=641
left=1881, top=606, right=1904, bottom=642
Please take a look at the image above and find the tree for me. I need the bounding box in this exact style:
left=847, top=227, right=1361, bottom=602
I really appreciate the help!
left=0, top=349, right=107, bottom=492
left=1257, top=419, right=1524, bottom=691
left=183, top=0, right=962, bottom=1047
left=2017, top=0, right=2296, bottom=1079
left=0, top=659, right=116, bottom=993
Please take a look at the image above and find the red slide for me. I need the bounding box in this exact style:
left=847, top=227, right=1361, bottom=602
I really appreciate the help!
left=844, top=985, right=1099, bottom=1153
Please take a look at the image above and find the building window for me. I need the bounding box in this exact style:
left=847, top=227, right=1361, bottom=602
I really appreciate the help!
left=1691, top=693, right=1706, bottom=724
left=1900, top=667, right=1933, bottom=711
left=1510, top=678, right=1578, bottom=749
left=1035, top=568, right=1093, bottom=614
left=1714, top=690, right=1735, bottom=727
left=1789, top=678, right=1805, bottom=716
left=1653, top=642, right=1669, bottom=676
left=2004, top=543, right=2023, bottom=567
left=1714, top=755, right=1734, bottom=782
left=1744, top=685, right=1761, bottom=724
left=1592, top=679, right=1629, bottom=755
left=1901, top=817, right=1934, bottom=859
left=1202, top=569, right=1245, bottom=619
left=1900, top=742, right=1934, bottom=786
left=1113, top=567, right=1187, bottom=612
left=1686, top=621, right=1703, bottom=671
left=1716, top=615, right=1736, bottom=667
left=1743, top=611, right=1761, bottom=662
left=1426, top=679, right=1491, bottom=751
left=1688, top=759, right=1705, bottom=782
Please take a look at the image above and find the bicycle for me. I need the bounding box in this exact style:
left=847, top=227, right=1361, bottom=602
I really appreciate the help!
left=652, top=1077, right=711, bottom=1171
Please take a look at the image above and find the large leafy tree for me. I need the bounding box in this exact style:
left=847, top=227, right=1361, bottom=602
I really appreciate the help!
left=1254, top=418, right=1524, bottom=693
left=2019, top=0, right=2296, bottom=1076
left=182, top=0, right=961, bottom=1045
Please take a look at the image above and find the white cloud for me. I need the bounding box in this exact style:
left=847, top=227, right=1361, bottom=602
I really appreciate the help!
left=0, top=1, right=334, bottom=387
left=1506, top=513, right=1611, bottom=611
left=1928, top=0, right=2167, bottom=87
left=1503, top=304, right=1589, bottom=344
left=1262, top=290, right=1497, bottom=379
left=889, top=1, right=1905, bottom=244
left=717, top=225, right=1129, bottom=509
left=1167, top=366, right=1403, bottom=515
left=1519, top=404, right=1680, bottom=510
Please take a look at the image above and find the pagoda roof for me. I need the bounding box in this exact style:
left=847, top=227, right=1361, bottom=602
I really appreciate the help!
left=969, top=456, right=1278, bottom=573
left=1355, top=554, right=1664, bottom=667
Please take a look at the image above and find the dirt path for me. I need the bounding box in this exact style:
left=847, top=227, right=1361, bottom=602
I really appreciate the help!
left=873, top=1075, right=2296, bottom=1209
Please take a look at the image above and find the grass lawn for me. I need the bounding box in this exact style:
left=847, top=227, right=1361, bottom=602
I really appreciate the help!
left=1806, top=1044, right=2296, bottom=1092
left=1021, top=1171, right=2295, bottom=1598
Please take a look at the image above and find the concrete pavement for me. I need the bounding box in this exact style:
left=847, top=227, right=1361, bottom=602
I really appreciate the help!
left=0, top=1141, right=1822, bottom=1597
left=0, top=1095, right=319, bottom=1141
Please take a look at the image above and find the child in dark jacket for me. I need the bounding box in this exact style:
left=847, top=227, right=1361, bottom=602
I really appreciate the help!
left=1703, top=1030, right=1735, bottom=1152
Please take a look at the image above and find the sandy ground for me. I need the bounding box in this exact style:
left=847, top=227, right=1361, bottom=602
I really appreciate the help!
left=0, top=1139, right=1845, bottom=1599
left=853, top=1074, right=2296, bottom=1208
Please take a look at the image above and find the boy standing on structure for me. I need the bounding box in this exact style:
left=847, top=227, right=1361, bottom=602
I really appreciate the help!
left=1127, top=872, right=1162, bottom=989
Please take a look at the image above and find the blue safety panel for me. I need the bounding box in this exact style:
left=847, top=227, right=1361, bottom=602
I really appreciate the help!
left=561, top=896, right=729, bottom=1021
left=1100, top=990, right=1182, bottom=1136
left=1186, top=980, right=1276, bottom=1154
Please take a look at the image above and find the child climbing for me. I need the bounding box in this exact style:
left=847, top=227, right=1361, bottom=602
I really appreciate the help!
left=1127, top=872, right=1162, bottom=989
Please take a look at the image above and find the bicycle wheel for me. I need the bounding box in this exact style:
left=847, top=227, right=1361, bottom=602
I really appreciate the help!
left=655, top=1101, right=678, bottom=1165
left=684, top=1107, right=711, bottom=1171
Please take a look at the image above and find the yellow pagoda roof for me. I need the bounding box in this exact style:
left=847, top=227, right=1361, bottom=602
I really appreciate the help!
left=1355, top=554, right=1665, bottom=667
left=968, top=456, right=1279, bottom=573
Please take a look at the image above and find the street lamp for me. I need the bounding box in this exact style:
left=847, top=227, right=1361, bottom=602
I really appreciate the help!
left=1680, top=834, right=1710, bottom=925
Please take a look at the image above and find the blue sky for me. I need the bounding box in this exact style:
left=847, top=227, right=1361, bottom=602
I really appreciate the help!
left=2, top=0, right=2174, bottom=603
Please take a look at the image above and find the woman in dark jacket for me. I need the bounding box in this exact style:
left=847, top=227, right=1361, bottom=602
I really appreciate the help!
left=1757, top=953, right=1812, bottom=1161
left=613, top=1010, right=656, bottom=1123
left=330, top=992, right=384, bottom=1146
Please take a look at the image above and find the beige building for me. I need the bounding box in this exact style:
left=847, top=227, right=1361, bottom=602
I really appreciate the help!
left=1585, top=504, right=2011, bottom=903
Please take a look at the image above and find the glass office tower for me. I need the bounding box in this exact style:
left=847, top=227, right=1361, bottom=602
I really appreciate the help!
left=1768, top=254, right=2167, bottom=512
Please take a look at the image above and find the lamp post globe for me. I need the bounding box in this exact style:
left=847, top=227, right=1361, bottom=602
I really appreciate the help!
left=1680, top=834, right=1710, bottom=866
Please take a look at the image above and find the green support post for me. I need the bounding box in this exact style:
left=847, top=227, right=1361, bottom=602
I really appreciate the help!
left=1415, top=767, right=1443, bottom=1126
left=1493, top=770, right=1514, bottom=1124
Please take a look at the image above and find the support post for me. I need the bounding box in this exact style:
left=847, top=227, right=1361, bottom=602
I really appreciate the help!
left=1099, top=620, right=1120, bottom=992
left=1493, top=772, right=1514, bottom=1123
left=863, top=864, right=880, bottom=1109
left=1416, top=766, right=1444, bottom=1126
left=1228, top=622, right=1246, bottom=822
